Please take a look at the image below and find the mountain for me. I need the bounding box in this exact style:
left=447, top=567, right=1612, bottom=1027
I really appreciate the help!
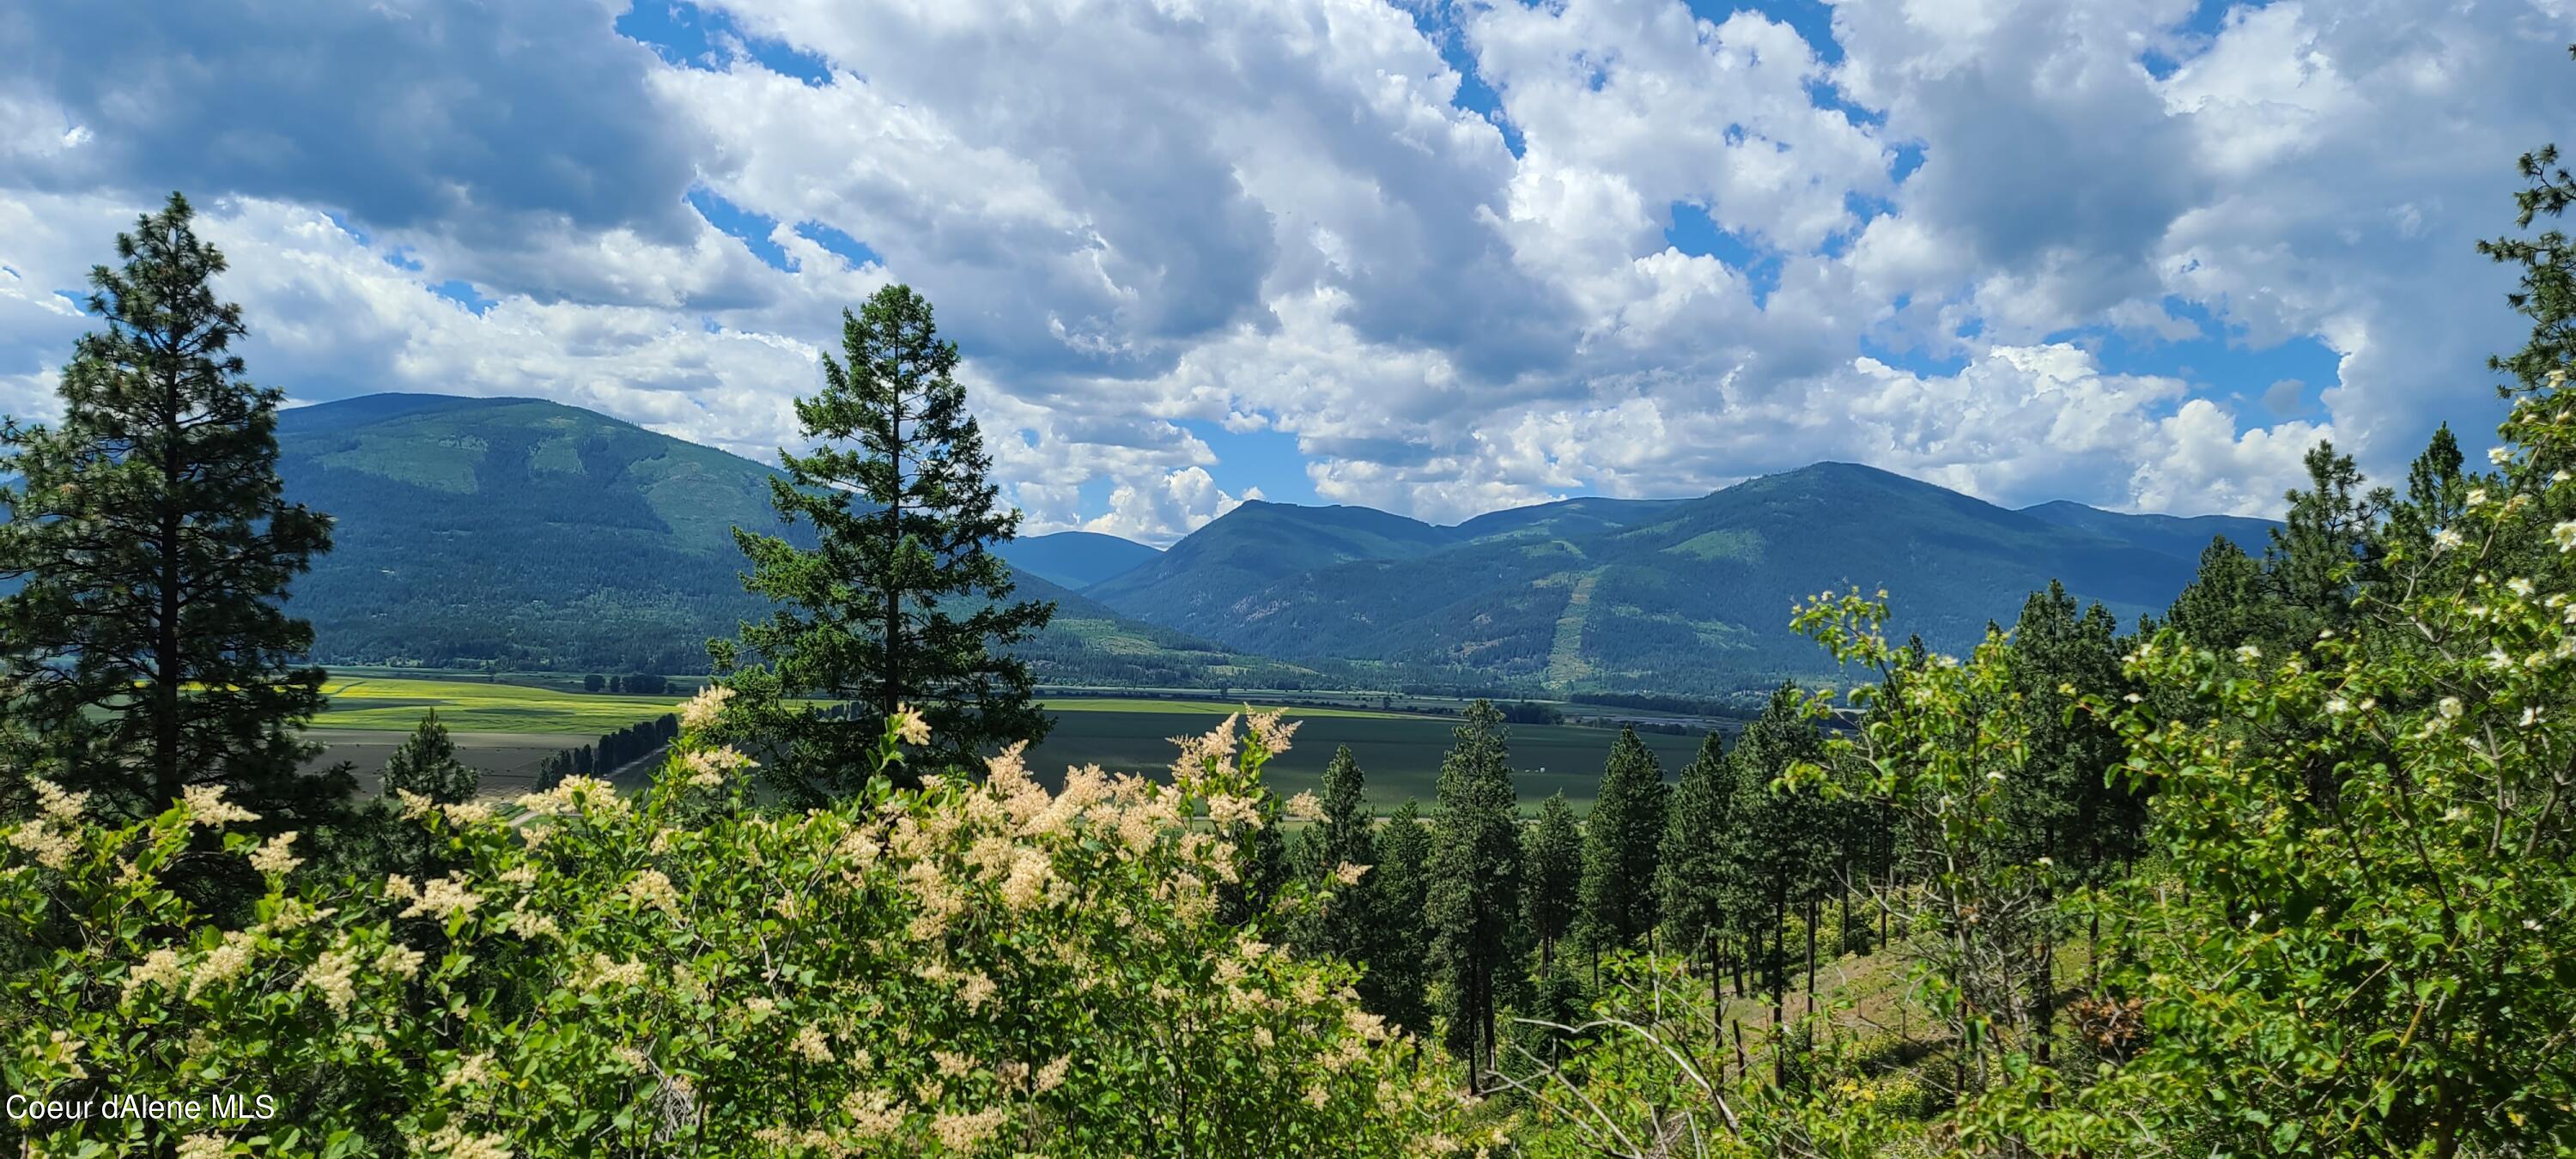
left=994, top=531, right=1160, bottom=590
left=1451, top=495, right=1690, bottom=543
left=274, top=393, right=1306, bottom=686
left=1094, top=463, right=2277, bottom=699
left=1083, top=500, right=1460, bottom=628
left=2016, top=499, right=2276, bottom=562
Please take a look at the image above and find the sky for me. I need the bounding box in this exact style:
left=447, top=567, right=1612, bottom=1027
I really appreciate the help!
left=1, top=0, right=2571, bottom=545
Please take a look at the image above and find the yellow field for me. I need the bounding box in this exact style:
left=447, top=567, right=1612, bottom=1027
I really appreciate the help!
left=316, top=677, right=691, bottom=732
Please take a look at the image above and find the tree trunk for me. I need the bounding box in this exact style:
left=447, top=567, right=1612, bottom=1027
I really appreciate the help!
left=1771, top=891, right=1787, bottom=1088
left=1709, top=929, right=1724, bottom=1059
left=154, top=378, right=184, bottom=806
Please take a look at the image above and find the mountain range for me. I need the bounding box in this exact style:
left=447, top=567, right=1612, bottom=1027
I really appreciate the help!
left=269, top=392, right=2274, bottom=698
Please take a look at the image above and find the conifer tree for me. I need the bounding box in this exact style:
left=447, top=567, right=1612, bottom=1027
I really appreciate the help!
left=0, top=192, right=343, bottom=833
left=1366, top=799, right=1436, bottom=1035
left=2166, top=537, right=2268, bottom=652
left=1292, top=745, right=1379, bottom=964
left=380, top=710, right=477, bottom=805
left=1576, top=726, right=1667, bottom=958
left=716, top=283, right=1053, bottom=800
left=1728, top=683, right=1828, bottom=1083
left=1656, top=731, right=1742, bottom=1042
left=1425, top=700, right=1523, bottom=1090
left=1521, top=792, right=1583, bottom=972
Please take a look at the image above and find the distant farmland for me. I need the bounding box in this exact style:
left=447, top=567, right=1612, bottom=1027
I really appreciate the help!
left=308, top=677, right=1715, bottom=809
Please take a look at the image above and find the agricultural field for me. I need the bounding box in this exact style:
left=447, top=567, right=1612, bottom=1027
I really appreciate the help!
left=306, top=676, right=1716, bottom=809
left=314, top=674, right=689, bottom=732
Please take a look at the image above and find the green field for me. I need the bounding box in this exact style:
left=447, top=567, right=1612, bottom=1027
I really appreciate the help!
left=310, top=675, right=1716, bottom=810
left=316, top=676, right=691, bottom=732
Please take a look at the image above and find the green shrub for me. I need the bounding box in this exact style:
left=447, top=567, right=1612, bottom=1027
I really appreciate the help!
left=3, top=695, right=1485, bottom=1156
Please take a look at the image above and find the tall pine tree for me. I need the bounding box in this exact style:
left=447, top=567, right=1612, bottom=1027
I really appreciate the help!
left=1425, top=700, right=1523, bottom=1090
left=1366, top=799, right=1437, bottom=1036
left=1656, top=731, right=1743, bottom=1046
left=716, top=283, right=1054, bottom=800
left=1521, top=792, right=1583, bottom=973
left=1576, top=725, right=1667, bottom=960
left=0, top=192, right=343, bottom=833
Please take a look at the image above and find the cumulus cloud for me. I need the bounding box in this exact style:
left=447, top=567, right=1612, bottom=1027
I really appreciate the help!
left=0, top=0, right=2567, bottom=542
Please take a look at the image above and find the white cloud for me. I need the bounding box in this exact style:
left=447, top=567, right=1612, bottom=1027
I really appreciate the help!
left=2, top=0, right=2569, bottom=542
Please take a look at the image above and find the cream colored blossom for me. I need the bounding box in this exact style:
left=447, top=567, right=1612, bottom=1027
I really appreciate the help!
left=678, top=683, right=735, bottom=731
left=396, top=789, right=435, bottom=820
left=438, top=1052, right=495, bottom=1092
left=441, top=801, right=495, bottom=827
left=496, top=904, right=558, bottom=940
left=933, top=1049, right=975, bottom=1078
left=125, top=948, right=184, bottom=1000
left=303, top=948, right=359, bottom=1013
left=376, top=943, right=426, bottom=981
left=188, top=931, right=257, bottom=998
left=1284, top=791, right=1323, bottom=823
left=793, top=1022, right=835, bottom=1064
left=578, top=954, right=647, bottom=992
left=6, top=818, right=76, bottom=871
left=176, top=1136, right=229, bottom=1159
left=681, top=744, right=758, bottom=787
left=624, top=869, right=683, bottom=917
left=957, top=969, right=997, bottom=1012
left=413, top=1126, right=513, bottom=1159
left=249, top=831, right=302, bottom=877
left=1207, top=793, right=1262, bottom=829
left=891, top=702, right=931, bottom=746
left=1334, top=861, right=1370, bottom=887
left=2436, top=527, right=2467, bottom=552
left=30, top=780, right=87, bottom=822
left=402, top=876, right=483, bottom=921
left=1249, top=710, right=1300, bottom=755
left=931, top=1107, right=1006, bottom=1150
left=2439, top=696, right=2465, bottom=719
left=1000, top=850, right=1054, bottom=911
left=182, top=784, right=260, bottom=827
left=1034, top=1054, right=1071, bottom=1095
left=2468, top=488, right=2491, bottom=508
left=841, top=1089, right=907, bottom=1136
left=2510, top=577, right=2537, bottom=598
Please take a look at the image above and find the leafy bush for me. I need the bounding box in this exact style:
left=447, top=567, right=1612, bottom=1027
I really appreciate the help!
left=3, top=695, right=1483, bottom=1156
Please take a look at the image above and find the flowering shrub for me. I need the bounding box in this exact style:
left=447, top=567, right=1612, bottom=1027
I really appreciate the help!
left=3, top=695, right=1477, bottom=1156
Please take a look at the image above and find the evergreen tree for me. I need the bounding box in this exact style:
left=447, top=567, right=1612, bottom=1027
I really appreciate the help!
left=1292, top=745, right=1379, bottom=965
left=0, top=192, right=343, bottom=834
left=380, top=711, right=477, bottom=805
left=584, top=673, right=605, bottom=694
left=2165, top=537, right=2268, bottom=652
left=1576, top=726, right=1667, bottom=958
left=574, top=744, right=594, bottom=778
left=1365, top=799, right=1436, bottom=1036
left=1728, top=683, right=1829, bottom=1083
left=716, top=284, right=1053, bottom=800
left=609, top=675, right=624, bottom=694
left=1521, top=792, right=1583, bottom=972
left=2260, top=442, right=2390, bottom=643
left=1656, top=731, right=1742, bottom=1045
left=2477, top=91, right=2576, bottom=400
left=1425, top=700, right=1523, bottom=1090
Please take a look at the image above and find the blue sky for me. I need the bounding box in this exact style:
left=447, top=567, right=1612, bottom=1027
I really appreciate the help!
left=1, top=0, right=2568, bottom=543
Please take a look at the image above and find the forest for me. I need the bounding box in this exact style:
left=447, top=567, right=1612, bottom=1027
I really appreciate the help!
left=5, top=89, right=2576, bottom=1159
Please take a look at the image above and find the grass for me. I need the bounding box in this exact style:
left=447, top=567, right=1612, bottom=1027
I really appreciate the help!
left=315, top=676, right=686, bottom=732
left=309, top=674, right=1717, bottom=810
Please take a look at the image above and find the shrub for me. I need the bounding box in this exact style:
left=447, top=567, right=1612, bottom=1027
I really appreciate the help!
left=3, top=695, right=1483, bottom=1156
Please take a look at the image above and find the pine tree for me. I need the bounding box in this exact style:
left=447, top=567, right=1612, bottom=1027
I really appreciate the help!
left=1728, top=683, right=1828, bottom=1083
left=2261, top=442, right=2389, bottom=643
left=2477, top=88, right=2576, bottom=399
left=1521, top=792, right=1583, bottom=972
left=2166, top=537, right=2268, bottom=652
left=1656, top=731, right=1742, bottom=1047
left=1576, top=726, right=1667, bottom=960
left=1293, top=745, right=1380, bottom=964
left=380, top=710, right=477, bottom=805
left=584, top=673, right=605, bottom=694
left=0, top=192, right=343, bottom=833
left=1366, top=799, right=1436, bottom=1036
left=1425, top=700, right=1523, bottom=1090
left=717, top=283, right=1054, bottom=800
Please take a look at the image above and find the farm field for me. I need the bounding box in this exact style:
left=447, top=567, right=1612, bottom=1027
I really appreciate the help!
left=314, top=675, right=689, bottom=732
left=307, top=675, right=1716, bottom=809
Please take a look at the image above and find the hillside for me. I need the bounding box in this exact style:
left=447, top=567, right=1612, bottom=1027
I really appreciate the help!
left=2016, top=499, right=2275, bottom=561
left=994, top=531, right=1161, bottom=589
left=1083, top=500, right=1459, bottom=629
left=1090, top=463, right=2274, bottom=699
left=275, top=394, right=1303, bottom=685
